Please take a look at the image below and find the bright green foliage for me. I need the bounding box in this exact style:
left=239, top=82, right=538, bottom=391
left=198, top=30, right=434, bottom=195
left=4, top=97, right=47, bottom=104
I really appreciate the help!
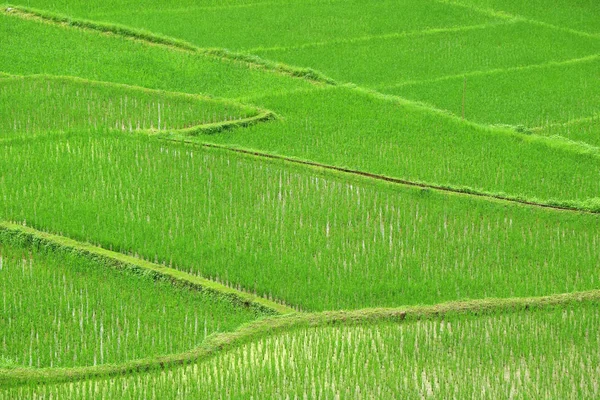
left=4, top=304, right=600, bottom=398
left=77, top=0, right=498, bottom=51
left=2, top=132, right=600, bottom=311
left=537, top=116, right=600, bottom=148
left=0, top=240, right=261, bottom=368
left=255, top=21, right=600, bottom=86
left=386, top=56, right=600, bottom=128
left=0, top=75, right=256, bottom=139
left=213, top=87, right=600, bottom=204
left=0, top=13, right=310, bottom=99
left=3, top=12, right=600, bottom=206
left=446, top=0, right=600, bottom=35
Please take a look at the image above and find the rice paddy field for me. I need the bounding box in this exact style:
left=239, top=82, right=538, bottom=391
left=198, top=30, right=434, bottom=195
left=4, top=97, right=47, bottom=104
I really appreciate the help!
left=0, top=0, right=599, bottom=398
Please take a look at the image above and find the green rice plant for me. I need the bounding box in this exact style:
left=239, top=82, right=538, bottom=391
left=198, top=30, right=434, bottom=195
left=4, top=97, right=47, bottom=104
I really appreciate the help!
left=384, top=56, right=600, bottom=128
left=5, top=9, right=600, bottom=205
left=254, top=21, right=600, bottom=87
left=0, top=13, right=311, bottom=99
left=59, top=0, right=499, bottom=51
left=0, top=75, right=259, bottom=139
left=445, top=0, right=600, bottom=35
left=0, top=239, right=262, bottom=369
left=213, top=86, right=600, bottom=204
left=3, top=303, right=599, bottom=398
left=535, top=114, right=600, bottom=148
left=2, top=132, right=599, bottom=311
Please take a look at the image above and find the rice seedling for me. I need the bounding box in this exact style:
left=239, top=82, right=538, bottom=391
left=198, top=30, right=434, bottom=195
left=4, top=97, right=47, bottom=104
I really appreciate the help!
left=0, top=239, right=262, bottom=368
left=67, top=0, right=499, bottom=51
left=0, top=75, right=258, bottom=139
left=2, top=132, right=599, bottom=311
left=254, top=21, right=600, bottom=87
left=385, top=56, right=600, bottom=128
left=535, top=114, right=600, bottom=148
left=0, top=13, right=311, bottom=99
left=3, top=303, right=599, bottom=399
left=445, top=0, right=600, bottom=35
left=210, top=86, right=600, bottom=205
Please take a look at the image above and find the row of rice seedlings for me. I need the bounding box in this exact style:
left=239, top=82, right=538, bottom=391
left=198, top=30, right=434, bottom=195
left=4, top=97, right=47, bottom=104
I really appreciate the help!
left=0, top=76, right=254, bottom=138
left=2, top=132, right=599, bottom=311
left=537, top=113, right=600, bottom=148
left=71, top=0, right=498, bottom=51
left=5, top=10, right=599, bottom=204
left=388, top=56, right=600, bottom=128
left=0, top=241, right=261, bottom=368
left=4, top=303, right=599, bottom=398
left=215, top=86, right=600, bottom=204
left=446, top=0, right=600, bottom=36
left=255, top=20, right=600, bottom=87
left=0, top=13, right=311, bottom=101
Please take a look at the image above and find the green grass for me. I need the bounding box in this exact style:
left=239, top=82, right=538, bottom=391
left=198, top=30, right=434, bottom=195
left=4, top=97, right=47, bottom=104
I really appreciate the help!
left=4, top=302, right=599, bottom=398
left=254, top=20, right=600, bottom=87
left=384, top=55, right=600, bottom=128
left=0, top=75, right=259, bottom=139
left=2, top=132, right=600, bottom=311
left=0, top=237, right=262, bottom=369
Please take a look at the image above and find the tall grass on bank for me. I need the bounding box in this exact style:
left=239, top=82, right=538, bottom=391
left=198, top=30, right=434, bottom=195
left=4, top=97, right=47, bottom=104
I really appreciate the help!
left=2, top=132, right=599, bottom=311
left=0, top=239, right=261, bottom=368
left=3, top=303, right=599, bottom=398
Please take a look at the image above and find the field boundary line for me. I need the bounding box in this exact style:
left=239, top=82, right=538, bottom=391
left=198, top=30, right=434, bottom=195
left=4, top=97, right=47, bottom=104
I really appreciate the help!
left=379, top=53, right=600, bottom=90
left=2, top=290, right=599, bottom=387
left=531, top=114, right=600, bottom=133
left=1, top=5, right=337, bottom=86
left=436, top=0, right=600, bottom=40
left=0, top=73, right=277, bottom=135
left=156, top=137, right=600, bottom=214
left=247, top=21, right=510, bottom=53
left=0, top=221, right=297, bottom=316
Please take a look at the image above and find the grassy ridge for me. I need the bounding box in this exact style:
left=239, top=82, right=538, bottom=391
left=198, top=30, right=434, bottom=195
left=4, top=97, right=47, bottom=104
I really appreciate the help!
left=209, top=86, right=600, bottom=204
left=254, top=20, right=600, bottom=87
left=0, top=222, right=295, bottom=315
left=1, top=290, right=599, bottom=390
left=0, top=229, right=264, bottom=369
left=0, top=74, right=262, bottom=139
left=2, top=6, right=336, bottom=86
left=2, top=132, right=600, bottom=311
left=79, top=0, right=499, bottom=51
left=0, top=11, right=311, bottom=99
left=3, top=9, right=600, bottom=205
left=535, top=116, right=600, bottom=148
left=445, top=0, right=600, bottom=36
left=387, top=55, right=600, bottom=128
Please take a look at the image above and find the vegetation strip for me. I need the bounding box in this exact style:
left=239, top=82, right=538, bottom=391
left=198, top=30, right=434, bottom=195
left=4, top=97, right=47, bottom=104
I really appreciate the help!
left=1, top=289, right=599, bottom=387
left=380, top=53, right=600, bottom=90
left=158, top=137, right=600, bottom=214
left=436, top=0, right=600, bottom=40
left=0, top=221, right=296, bottom=316
left=170, top=110, right=276, bottom=136
left=245, top=21, right=509, bottom=53
left=2, top=5, right=337, bottom=86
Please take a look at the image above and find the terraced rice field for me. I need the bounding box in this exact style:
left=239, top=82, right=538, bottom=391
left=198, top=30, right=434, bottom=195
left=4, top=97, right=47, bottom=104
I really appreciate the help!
left=1, top=0, right=599, bottom=398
